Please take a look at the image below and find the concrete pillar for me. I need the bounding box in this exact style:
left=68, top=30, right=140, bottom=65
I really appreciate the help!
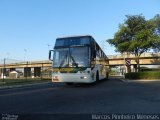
left=34, top=67, right=41, bottom=77
left=3, top=68, right=6, bottom=76
left=133, top=64, right=137, bottom=72
left=131, top=65, right=134, bottom=72
left=0, top=68, right=2, bottom=74
left=10, top=68, right=16, bottom=72
left=125, top=66, right=131, bottom=73
left=0, top=68, right=6, bottom=78
left=24, top=67, right=31, bottom=77
left=0, top=68, right=2, bottom=78
left=120, top=65, right=125, bottom=75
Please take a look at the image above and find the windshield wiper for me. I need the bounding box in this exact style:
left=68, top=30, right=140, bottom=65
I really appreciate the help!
left=69, top=52, right=78, bottom=68
left=59, top=52, right=68, bottom=68
left=59, top=49, right=78, bottom=68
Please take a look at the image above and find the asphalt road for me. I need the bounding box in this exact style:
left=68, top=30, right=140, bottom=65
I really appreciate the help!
left=0, top=78, right=160, bottom=119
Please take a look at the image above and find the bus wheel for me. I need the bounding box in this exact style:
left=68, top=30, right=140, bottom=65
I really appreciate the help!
left=65, top=83, right=73, bottom=86
left=96, top=71, right=99, bottom=82
left=106, top=72, right=109, bottom=80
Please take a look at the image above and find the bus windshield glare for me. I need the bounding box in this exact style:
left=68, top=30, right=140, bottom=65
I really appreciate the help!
left=55, top=37, right=90, bottom=48
left=53, top=46, right=89, bottom=68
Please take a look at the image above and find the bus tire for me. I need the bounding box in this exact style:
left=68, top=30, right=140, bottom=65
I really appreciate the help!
left=65, top=83, right=73, bottom=86
left=106, top=72, right=109, bottom=80
left=96, top=71, right=99, bottom=82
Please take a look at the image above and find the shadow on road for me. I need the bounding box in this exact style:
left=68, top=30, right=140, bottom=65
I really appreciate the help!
left=64, top=78, right=110, bottom=88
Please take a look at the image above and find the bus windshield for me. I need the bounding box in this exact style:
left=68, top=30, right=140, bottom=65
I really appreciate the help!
left=53, top=47, right=89, bottom=68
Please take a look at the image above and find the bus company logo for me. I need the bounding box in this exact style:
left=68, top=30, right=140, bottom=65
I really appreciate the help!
left=52, top=68, right=74, bottom=72
left=52, top=68, right=59, bottom=72
left=60, top=68, right=74, bottom=72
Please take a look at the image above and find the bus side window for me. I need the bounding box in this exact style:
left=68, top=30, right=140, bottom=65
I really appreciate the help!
left=93, top=50, right=96, bottom=58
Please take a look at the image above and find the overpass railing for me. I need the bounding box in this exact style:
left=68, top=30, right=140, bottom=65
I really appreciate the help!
left=107, top=52, right=160, bottom=59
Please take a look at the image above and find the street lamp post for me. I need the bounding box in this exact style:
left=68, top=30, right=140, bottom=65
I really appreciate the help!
left=47, top=44, right=51, bottom=51
left=3, top=58, right=6, bottom=82
left=24, top=49, right=28, bottom=80
left=24, top=49, right=27, bottom=62
left=123, top=52, right=126, bottom=77
left=6, top=52, right=10, bottom=59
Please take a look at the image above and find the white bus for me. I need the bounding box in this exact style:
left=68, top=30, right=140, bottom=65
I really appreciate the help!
left=49, top=35, right=109, bottom=85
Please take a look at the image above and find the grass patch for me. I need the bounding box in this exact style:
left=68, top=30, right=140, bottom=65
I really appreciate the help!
left=125, top=71, right=160, bottom=80
left=0, top=78, right=51, bottom=87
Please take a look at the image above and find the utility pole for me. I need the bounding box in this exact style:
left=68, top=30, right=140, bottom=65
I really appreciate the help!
left=6, top=52, right=10, bottom=59
left=25, top=61, right=28, bottom=81
left=123, top=52, right=126, bottom=77
left=24, top=49, right=27, bottom=62
left=3, top=58, right=6, bottom=82
left=47, top=44, right=51, bottom=51
left=41, top=63, right=43, bottom=80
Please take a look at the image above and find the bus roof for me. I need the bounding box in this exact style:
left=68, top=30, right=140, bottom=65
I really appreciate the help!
left=55, top=35, right=108, bottom=59
left=57, top=35, right=93, bottom=39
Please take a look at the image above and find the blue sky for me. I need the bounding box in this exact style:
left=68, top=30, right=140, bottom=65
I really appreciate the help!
left=0, top=0, right=160, bottom=61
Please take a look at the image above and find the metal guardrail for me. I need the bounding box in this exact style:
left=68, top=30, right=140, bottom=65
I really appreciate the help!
left=0, top=52, right=159, bottom=67
left=107, top=52, right=160, bottom=59
left=0, top=59, right=51, bottom=66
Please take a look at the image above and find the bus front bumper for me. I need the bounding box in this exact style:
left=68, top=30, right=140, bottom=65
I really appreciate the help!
left=52, top=73, right=94, bottom=83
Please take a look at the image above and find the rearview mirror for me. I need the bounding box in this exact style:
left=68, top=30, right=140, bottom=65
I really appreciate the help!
left=49, top=50, right=54, bottom=61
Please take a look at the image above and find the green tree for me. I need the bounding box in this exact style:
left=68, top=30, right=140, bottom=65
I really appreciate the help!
left=150, top=14, right=160, bottom=52
left=107, top=14, right=160, bottom=72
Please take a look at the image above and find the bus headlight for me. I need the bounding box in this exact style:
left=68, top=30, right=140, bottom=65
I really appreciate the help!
left=52, top=76, right=59, bottom=81
left=80, top=76, right=87, bottom=79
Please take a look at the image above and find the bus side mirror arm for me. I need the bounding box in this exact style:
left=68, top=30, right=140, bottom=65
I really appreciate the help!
left=49, top=50, right=54, bottom=61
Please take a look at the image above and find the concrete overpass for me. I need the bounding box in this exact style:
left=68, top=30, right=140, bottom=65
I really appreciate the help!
left=0, top=60, right=52, bottom=68
left=0, top=52, right=159, bottom=78
left=0, top=52, right=159, bottom=68
left=0, top=60, right=52, bottom=78
left=108, top=52, right=160, bottom=66
left=108, top=52, right=160, bottom=74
